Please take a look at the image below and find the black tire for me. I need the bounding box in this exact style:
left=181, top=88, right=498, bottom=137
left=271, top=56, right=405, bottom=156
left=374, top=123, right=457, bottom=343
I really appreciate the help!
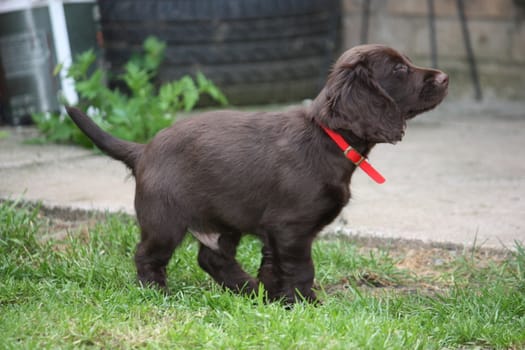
left=98, top=0, right=341, bottom=105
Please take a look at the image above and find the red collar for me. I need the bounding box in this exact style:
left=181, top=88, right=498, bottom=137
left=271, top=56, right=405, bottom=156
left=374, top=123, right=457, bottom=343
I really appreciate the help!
left=320, top=125, right=385, bottom=184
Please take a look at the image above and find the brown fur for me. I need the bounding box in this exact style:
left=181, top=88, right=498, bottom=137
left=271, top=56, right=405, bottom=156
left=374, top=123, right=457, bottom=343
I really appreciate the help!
left=66, top=44, right=448, bottom=304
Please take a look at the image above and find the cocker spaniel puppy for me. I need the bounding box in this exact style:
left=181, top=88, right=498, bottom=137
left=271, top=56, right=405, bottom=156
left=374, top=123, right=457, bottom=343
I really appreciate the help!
left=66, top=44, right=448, bottom=304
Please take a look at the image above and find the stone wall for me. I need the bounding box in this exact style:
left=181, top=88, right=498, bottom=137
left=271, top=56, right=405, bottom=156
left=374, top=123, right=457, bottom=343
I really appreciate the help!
left=342, top=0, right=525, bottom=100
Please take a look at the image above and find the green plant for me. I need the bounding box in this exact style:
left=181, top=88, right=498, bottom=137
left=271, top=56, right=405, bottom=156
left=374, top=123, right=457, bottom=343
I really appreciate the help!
left=32, top=36, right=227, bottom=146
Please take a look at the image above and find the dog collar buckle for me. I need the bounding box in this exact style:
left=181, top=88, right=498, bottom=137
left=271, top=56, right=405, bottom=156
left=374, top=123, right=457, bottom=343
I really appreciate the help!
left=343, top=145, right=353, bottom=156
left=343, top=146, right=365, bottom=166
left=320, top=125, right=385, bottom=184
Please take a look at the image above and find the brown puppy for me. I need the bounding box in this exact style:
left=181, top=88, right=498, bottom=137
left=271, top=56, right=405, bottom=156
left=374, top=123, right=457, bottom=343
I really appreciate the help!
left=66, top=44, right=448, bottom=304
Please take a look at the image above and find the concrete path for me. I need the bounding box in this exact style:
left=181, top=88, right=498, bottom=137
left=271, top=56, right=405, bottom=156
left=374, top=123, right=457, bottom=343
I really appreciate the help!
left=1, top=100, right=524, bottom=249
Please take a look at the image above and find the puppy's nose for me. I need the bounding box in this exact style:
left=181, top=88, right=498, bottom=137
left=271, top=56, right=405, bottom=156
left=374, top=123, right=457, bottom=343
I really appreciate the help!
left=435, top=72, right=449, bottom=86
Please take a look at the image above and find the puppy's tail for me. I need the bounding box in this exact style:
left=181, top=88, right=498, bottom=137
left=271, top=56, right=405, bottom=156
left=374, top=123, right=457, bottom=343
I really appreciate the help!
left=65, top=106, right=144, bottom=170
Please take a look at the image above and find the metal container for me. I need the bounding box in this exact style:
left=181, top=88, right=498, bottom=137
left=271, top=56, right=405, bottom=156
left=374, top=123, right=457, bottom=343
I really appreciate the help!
left=0, top=0, right=99, bottom=125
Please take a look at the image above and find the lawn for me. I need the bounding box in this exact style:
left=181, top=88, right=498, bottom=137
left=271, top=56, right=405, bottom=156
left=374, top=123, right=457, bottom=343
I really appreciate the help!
left=1, top=200, right=524, bottom=349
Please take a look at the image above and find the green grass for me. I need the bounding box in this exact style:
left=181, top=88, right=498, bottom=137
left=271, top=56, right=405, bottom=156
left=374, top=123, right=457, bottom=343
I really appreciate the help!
left=1, top=201, right=524, bottom=349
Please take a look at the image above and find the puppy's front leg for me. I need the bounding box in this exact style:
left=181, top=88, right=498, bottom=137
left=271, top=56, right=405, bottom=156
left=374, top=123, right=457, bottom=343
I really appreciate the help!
left=267, top=235, right=318, bottom=304
left=257, top=243, right=281, bottom=299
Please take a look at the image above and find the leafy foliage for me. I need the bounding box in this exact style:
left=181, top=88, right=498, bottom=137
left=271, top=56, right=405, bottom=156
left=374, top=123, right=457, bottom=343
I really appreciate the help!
left=32, top=36, right=227, bottom=146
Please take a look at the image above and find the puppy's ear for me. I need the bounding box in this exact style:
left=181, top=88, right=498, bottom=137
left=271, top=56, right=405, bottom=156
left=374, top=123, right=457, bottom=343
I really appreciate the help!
left=314, top=58, right=405, bottom=143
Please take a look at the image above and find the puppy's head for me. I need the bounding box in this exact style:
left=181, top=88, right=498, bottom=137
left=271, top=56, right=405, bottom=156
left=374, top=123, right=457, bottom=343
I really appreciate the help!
left=313, top=44, right=448, bottom=143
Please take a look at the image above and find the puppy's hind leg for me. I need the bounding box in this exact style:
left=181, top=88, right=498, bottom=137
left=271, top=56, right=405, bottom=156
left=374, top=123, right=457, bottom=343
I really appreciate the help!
left=197, top=234, right=258, bottom=295
left=134, top=206, right=187, bottom=290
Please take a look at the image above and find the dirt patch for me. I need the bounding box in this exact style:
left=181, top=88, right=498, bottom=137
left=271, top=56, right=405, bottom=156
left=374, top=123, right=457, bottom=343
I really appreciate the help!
left=1, top=200, right=118, bottom=244
left=348, top=234, right=510, bottom=274
left=321, top=234, right=512, bottom=296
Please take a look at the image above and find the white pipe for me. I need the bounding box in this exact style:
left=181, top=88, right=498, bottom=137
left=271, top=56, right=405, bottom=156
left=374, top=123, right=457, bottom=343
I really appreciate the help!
left=48, top=0, right=78, bottom=105
left=0, top=0, right=95, bottom=15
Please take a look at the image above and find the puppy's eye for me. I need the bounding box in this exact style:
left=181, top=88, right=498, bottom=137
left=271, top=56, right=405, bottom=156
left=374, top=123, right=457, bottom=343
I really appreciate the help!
left=393, top=64, right=408, bottom=74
